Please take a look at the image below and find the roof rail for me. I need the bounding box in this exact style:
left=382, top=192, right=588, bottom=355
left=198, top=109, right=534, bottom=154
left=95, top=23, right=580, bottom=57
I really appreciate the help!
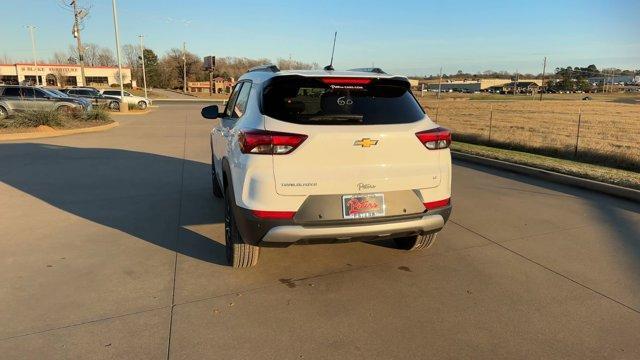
left=348, top=67, right=386, bottom=74
left=248, top=64, right=280, bottom=73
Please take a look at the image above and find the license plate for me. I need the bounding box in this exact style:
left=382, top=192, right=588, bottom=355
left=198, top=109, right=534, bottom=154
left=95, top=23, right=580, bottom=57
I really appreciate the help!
left=342, top=193, right=385, bottom=219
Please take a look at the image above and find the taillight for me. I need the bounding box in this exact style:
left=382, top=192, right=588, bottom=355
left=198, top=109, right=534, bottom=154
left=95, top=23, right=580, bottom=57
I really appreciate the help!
left=251, top=210, right=296, bottom=219
left=238, top=129, right=307, bottom=155
left=321, top=77, right=372, bottom=86
left=424, top=198, right=450, bottom=210
left=415, top=127, right=451, bottom=150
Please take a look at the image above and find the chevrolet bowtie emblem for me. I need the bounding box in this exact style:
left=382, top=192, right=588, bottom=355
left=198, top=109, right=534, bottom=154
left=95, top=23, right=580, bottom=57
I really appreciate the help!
left=354, top=138, right=379, bottom=148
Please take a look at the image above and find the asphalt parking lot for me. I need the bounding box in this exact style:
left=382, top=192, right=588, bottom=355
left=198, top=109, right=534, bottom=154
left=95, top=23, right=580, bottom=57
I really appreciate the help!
left=1, top=103, right=639, bottom=359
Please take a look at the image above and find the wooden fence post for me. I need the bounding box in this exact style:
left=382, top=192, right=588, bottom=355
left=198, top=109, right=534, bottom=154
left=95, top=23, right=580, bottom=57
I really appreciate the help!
left=574, top=108, right=582, bottom=158
left=488, top=105, right=494, bottom=144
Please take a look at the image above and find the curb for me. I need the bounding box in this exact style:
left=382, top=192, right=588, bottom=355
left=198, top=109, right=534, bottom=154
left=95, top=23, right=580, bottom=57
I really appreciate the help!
left=0, top=121, right=119, bottom=141
left=152, top=98, right=227, bottom=104
left=451, top=151, right=640, bottom=202
left=110, top=109, right=153, bottom=116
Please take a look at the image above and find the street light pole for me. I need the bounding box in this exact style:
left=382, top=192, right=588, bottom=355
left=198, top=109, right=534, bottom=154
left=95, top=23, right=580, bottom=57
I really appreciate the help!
left=182, top=42, right=187, bottom=93
left=111, top=0, right=128, bottom=112
left=139, top=35, right=148, bottom=99
left=25, top=25, right=38, bottom=85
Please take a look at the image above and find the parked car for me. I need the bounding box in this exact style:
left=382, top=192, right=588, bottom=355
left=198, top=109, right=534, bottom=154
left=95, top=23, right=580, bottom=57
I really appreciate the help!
left=60, top=87, right=121, bottom=110
left=0, top=85, right=86, bottom=119
left=201, top=65, right=452, bottom=267
left=99, top=89, right=152, bottom=109
left=42, top=88, right=93, bottom=110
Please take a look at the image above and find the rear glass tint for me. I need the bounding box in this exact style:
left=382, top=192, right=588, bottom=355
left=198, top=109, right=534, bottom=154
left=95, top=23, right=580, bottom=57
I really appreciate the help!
left=262, top=76, right=424, bottom=125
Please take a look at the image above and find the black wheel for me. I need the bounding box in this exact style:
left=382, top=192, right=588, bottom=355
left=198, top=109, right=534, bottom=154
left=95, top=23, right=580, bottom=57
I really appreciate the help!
left=224, top=186, right=259, bottom=268
left=0, top=106, right=8, bottom=120
left=394, top=233, right=437, bottom=251
left=109, top=101, right=120, bottom=111
left=56, top=105, right=72, bottom=114
left=137, top=101, right=147, bottom=110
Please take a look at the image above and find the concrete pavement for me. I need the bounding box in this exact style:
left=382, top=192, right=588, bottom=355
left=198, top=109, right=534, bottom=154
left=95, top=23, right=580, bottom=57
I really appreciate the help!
left=1, top=103, right=639, bottom=359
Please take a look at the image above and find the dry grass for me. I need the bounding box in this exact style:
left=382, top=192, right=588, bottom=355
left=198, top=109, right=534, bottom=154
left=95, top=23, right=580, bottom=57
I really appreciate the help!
left=417, top=97, right=640, bottom=171
left=452, top=142, right=640, bottom=190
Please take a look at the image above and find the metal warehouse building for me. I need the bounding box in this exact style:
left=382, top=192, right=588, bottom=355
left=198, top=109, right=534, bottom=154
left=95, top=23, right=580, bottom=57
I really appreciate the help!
left=0, top=63, right=133, bottom=87
left=427, top=78, right=542, bottom=92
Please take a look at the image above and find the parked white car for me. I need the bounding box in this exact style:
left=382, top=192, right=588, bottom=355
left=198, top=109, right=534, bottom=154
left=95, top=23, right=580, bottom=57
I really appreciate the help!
left=201, top=65, right=452, bottom=268
left=99, top=89, right=152, bottom=109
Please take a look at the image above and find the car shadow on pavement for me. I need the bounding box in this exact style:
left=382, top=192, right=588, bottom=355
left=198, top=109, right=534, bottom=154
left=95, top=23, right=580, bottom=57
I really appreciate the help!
left=0, top=143, right=228, bottom=265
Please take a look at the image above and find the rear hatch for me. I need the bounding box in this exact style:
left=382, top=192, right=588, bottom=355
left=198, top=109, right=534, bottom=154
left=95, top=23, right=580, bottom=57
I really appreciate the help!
left=262, top=75, right=442, bottom=196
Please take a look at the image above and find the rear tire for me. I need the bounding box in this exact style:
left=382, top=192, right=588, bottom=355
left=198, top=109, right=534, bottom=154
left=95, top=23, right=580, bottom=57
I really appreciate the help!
left=109, top=101, right=120, bottom=111
left=56, top=105, right=71, bottom=114
left=224, top=186, right=259, bottom=268
left=0, top=106, right=8, bottom=119
left=137, top=101, right=147, bottom=110
left=394, top=233, right=437, bottom=251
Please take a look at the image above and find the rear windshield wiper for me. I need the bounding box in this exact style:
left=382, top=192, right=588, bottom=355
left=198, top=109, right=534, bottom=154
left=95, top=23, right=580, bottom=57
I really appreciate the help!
left=306, top=115, right=363, bottom=123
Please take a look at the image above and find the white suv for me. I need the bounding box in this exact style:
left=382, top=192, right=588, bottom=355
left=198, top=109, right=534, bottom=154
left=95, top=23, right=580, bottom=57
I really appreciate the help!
left=202, top=66, right=452, bottom=268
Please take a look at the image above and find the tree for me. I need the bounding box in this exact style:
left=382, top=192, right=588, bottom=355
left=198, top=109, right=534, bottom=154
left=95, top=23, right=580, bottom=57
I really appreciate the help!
left=141, top=48, right=161, bottom=88
left=67, top=43, right=114, bottom=66
left=122, top=44, right=140, bottom=82
left=96, top=47, right=115, bottom=66
left=276, top=58, right=317, bottom=70
left=51, top=52, right=70, bottom=64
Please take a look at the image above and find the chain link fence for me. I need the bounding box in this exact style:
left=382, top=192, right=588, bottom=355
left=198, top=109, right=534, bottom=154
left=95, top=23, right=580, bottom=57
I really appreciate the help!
left=422, top=101, right=640, bottom=170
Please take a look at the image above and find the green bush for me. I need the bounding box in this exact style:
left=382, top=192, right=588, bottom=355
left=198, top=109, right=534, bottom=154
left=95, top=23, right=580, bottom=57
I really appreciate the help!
left=7, top=110, right=65, bottom=128
left=83, top=108, right=111, bottom=122
left=0, top=107, right=112, bottom=129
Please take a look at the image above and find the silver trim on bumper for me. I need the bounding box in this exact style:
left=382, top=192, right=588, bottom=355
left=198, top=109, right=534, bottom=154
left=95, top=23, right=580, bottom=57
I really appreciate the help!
left=262, top=214, right=445, bottom=243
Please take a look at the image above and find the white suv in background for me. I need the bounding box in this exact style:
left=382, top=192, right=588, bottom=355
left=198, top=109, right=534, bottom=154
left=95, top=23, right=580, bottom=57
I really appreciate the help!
left=100, top=89, right=152, bottom=109
left=202, top=66, right=452, bottom=268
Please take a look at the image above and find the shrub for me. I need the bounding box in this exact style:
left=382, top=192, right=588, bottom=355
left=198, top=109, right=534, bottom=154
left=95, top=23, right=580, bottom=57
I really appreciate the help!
left=83, top=108, right=111, bottom=122
left=9, top=110, right=65, bottom=128
left=0, top=108, right=112, bottom=129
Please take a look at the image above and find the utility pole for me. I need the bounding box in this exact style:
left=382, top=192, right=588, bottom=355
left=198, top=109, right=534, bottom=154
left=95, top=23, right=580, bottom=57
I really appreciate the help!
left=610, top=72, right=615, bottom=93
left=182, top=42, right=187, bottom=93
left=25, top=25, right=38, bottom=85
left=139, top=35, right=148, bottom=99
left=437, top=66, right=443, bottom=100
left=539, top=56, right=547, bottom=101
left=111, top=0, right=127, bottom=112
left=71, top=0, right=87, bottom=86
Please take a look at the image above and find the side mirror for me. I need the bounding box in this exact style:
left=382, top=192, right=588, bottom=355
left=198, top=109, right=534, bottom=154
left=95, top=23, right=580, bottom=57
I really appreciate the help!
left=201, top=105, right=219, bottom=119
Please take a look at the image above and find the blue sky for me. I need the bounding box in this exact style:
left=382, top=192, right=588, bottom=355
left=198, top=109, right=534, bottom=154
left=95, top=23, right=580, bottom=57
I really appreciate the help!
left=2, top=0, right=639, bottom=76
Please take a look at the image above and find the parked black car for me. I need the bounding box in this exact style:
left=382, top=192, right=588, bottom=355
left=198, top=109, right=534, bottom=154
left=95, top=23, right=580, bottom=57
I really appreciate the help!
left=60, top=87, right=121, bottom=110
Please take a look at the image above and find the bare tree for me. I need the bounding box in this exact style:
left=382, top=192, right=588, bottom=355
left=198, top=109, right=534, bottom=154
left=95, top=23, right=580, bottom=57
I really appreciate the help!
left=0, top=54, right=14, bottom=64
left=51, top=51, right=71, bottom=64
left=276, top=58, right=316, bottom=71
left=83, top=43, right=100, bottom=66
left=122, top=44, right=140, bottom=81
left=96, top=48, right=116, bottom=66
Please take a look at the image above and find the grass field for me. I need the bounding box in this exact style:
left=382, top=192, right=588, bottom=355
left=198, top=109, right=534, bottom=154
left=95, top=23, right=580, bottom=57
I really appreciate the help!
left=416, top=95, right=640, bottom=171
left=452, top=142, right=640, bottom=190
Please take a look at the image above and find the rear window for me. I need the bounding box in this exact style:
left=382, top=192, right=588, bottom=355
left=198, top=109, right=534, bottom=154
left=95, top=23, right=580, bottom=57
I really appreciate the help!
left=262, top=76, right=424, bottom=125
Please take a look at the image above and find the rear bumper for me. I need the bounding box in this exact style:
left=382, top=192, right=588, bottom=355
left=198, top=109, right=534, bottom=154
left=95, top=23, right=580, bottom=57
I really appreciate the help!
left=262, top=213, right=445, bottom=244
left=234, top=204, right=451, bottom=246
